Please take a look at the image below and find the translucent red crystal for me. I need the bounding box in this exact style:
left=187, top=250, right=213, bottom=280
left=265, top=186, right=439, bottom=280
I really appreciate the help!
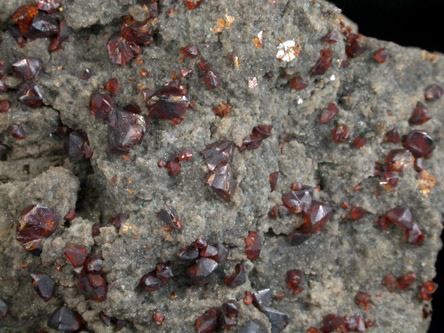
left=321, top=314, right=346, bottom=332
left=92, top=223, right=101, bottom=236
left=323, top=31, right=340, bottom=44
left=290, top=77, right=308, bottom=90
left=385, top=149, right=414, bottom=174
left=409, top=102, right=432, bottom=125
left=12, top=5, right=39, bottom=35
left=146, top=83, right=190, bottom=124
left=81, top=68, right=92, bottom=80
left=386, top=207, right=413, bottom=230
left=355, top=292, right=371, bottom=311
left=403, top=130, right=435, bottom=158
left=187, top=257, right=218, bottom=286
left=304, top=200, right=333, bottom=233
left=155, top=262, right=173, bottom=284
left=384, top=128, right=401, bottom=144
left=282, top=185, right=313, bottom=214
left=376, top=216, right=390, bottom=229
left=76, top=273, right=107, bottom=302
left=0, top=100, right=9, bottom=113
left=374, top=48, right=388, bottom=63
left=12, top=58, right=43, bottom=80
left=29, top=12, right=58, bottom=38
left=179, top=45, right=200, bottom=58
left=240, top=125, right=272, bottom=152
left=319, top=103, right=339, bottom=123
left=65, top=130, right=93, bottom=162
left=107, top=35, right=138, bottom=66
left=49, top=19, right=69, bottom=52
left=184, top=0, right=204, bottom=10
left=397, top=271, right=417, bottom=290
left=166, top=159, right=181, bottom=176
left=225, top=263, right=246, bottom=287
left=202, top=141, right=234, bottom=171
left=90, top=92, right=116, bottom=120
left=269, top=172, right=279, bottom=192
left=120, top=16, right=155, bottom=46
left=177, top=246, right=199, bottom=263
left=205, top=164, right=236, bottom=201
left=212, top=102, right=231, bottom=117
left=203, top=69, right=221, bottom=89
left=108, top=110, right=147, bottom=154
left=16, top=205, right=59, bottom=252
left=195, top=309, right=218, bottom=333
left=200, top=245, right=218, bottom=258
left=312, top=49, right=333, bottom=75
left=106, top=78, right=120, bottom=96
left=64, top=244, right=88, bottom=273
left=419, top=281, right=437, bottom=301
left=159, top=207, right=182, bottom=230
left=18, top=81, right=43, bottom=108
left=331, top=125, right=350, bottom=143
left=153, top=311, right=165, bottom=325
left=424, top=84, right=443, bottom=102
left=140, top=273, right=162, bottom=292
left=405, top=223, right=424, bottom=245
left=345, top=33, right=365, bottom=58
left=30, top=272, right=55, bottom=301
left=382, top=274, right=397, bottom=292
left=178, top=149, right=193, bottom=161
left=245, top=231, right=261, bottom=260
left=349, top=207, right=367, bottom=220
left=286, top=269, right=304, bottom=294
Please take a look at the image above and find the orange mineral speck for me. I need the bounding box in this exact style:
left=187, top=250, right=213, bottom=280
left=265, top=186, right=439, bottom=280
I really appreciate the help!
left=211, top=18, right=225, bottom=34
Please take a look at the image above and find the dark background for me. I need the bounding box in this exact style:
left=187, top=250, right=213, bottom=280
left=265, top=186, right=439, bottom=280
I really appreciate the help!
left=328, top=0, right=443, bottom=332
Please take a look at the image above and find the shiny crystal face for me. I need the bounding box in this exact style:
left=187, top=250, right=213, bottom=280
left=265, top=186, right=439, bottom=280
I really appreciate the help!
left=65, top=130, right=93, bottom=162
left=187, top=257, right=219, bottom=286
left=18, top=82, right=43, bottom=108
left=30, top=272, right=55, bottom=301
left=12, top=58, right=44, bottom=80
left=146, top=84, right=190, bottom=125
left=403, top=130, right=435, bottom=157
left=201, top=141, right=234, bottom=171
left=107, top=109, right=147, bottom=154
left=386, top=207, right=413, bottom=230
left=282, top=186, right=313, bottom=214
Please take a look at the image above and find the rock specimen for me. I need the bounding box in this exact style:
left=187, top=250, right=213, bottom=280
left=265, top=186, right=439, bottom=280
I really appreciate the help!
left=0, top=0, right=442, bottom=332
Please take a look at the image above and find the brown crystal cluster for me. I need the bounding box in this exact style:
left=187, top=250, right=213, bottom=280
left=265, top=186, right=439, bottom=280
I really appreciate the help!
left=195, top=300, right=239, bottom=332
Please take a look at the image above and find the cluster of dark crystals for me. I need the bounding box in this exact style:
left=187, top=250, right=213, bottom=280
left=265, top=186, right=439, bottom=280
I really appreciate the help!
left=107, top=1, right=158, bottom=66
left=281, top=183, right=333, bottom=245
left=198, top=60, right=221, bottom=90
left=12, top=57, right=44, bottom=109
left=195, top=300, right=239, bottom=332
left=64, top=244, right=107, bottom=302
left=16, top=205, right=59, bottom=255
left=139, top=262, right=173, bottom=292
left=240, top=125, right=273, bottom=152
left=307, top=313, right=373, bottom=332
left=201, top=140, right=236, bottom=201
left=89, top=79, right=148, bottom=155
left=8, top=1, right=68, bottom=51
left=377, top=207, right=424, bottom=245
left=99, top=311, right=128, bottom=331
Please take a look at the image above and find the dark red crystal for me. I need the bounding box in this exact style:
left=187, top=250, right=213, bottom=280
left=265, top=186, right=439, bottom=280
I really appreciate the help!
left=343, top=314, right=368, bottom=332
left=146, top=83, right=190, bottom=124
left=65, top=130, right=93, bottom=162
left=81, top=68, right=92, bottom=80
left=290, top=77, right=308, bottom=90
left=403, top=130, right=435, bottom=158
left=282, top=185, right=313, bottom=214
left=184, top=0, right=204, bottom=10
left=222, top=300, right=239, bottom=317
left=323, top=31, right=340, bottom=44
left=18, top=81, right=43, bottom=108
left=319, top=103, right=339, bottom=123
left=29, top=12, right=58, bottom=38
left=385, top=149, right=414, bottom=174
left=397, top=271, right=417, bottom=290
left=386, top=207, right=413, bottom=230
left=195, top=310, right=218, bottom=333
left=205, top=163, right=236, bottom=201
left=203, top=68, right=221, bottom=89
left=419, top=281, right=437, bottom=301
left=332, top=125, right=350, bottom=143
left=110, top=213, right=126, bottom=231
left=355, top=292, right=371, bottom=311
left=0, top=100, right=9, bottom=113
left=153, top=311, right=165, bottom=325
left=345, top=33, right=365, bottom=58
left=12, top=58, right=43, bottom=80
left=384, top=128, right=401, bottom=144
left=225, top=263, right=246, bottom=287
left=286, top=269, right=304, bottom=294
left=312, top=49, right=333, bottom=75
left=353, top=136, right=367, bottom=149
left=289, top=227, right=312, bottom=245
left=245, top=231, right=261, bottom=260
left=166, top=159, right=181, bottom=176
left=16, top=205, right=59, bottom=252
left=269, top=172, right=279, bottom=192
left=349, top=207, right=367, bottom=220
left=424, top=84, right=443, bottom=102
left=374, top=48, right=388, bottom=63
left=49, top=19, right=69, bottom=52
left=304, top=200, right=333, bottom=233
left=76, top=273, right=107, bottom=302
left=405, top=223, right=424, bottom=245
left=177, top=246, right=199, bottom=263
left=240, top=125, right=272, bottom=152
left=0, top=80, right=7, bottom=93
left=64, top=244, right=88, bottom=273
left=92, top=223, right=101, bottom=236
left=178, top=149, right=193, bottom=161
left=140, top=273, right=162, bottom=292
left=30, top=272, right=55, bottom=301
left=409, top=102, right=432, bottom=125
left=180, top=45, right=200, bottom=58
left=321, top=314, right=346, bottom=332
left=107, top=35, right=138, bottom=66
left=187, top=257, right=218, bottom=286
left=48, top=307, right=81, bottom=331
left=106, top=78, right=120, bottom=96
left=376, top=216, right=390, bottom=229
left=213, top=243, right=229, bottom=264
left=90, top=92, right=116, bottom=120
left=212, top=102, right=231, bottom=117
left=202, top=141, right=234, bottom=171
left=120, top=16, right=155, bottom=46
left=155, top=262, right=173, bottom=284
left=159, top=207, right=182, bottom=230
left=85, top=255, right=104, bottom=274
left=108, top=109, right=147, bottom=154
left=382, top=274, right=397, bottom=292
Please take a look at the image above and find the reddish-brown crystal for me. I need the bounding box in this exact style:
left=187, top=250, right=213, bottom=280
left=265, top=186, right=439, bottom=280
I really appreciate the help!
left=212, top=102, right=232, bottom=117
left=282, top=185, right=313, bottom=214
left=424, top=84, right=443, bottom=102
left=202, top=141, right=234, bottom=171
left=166, top=159, right=181, bottom=176
left=331, top=125, right=350, bottom=143
left=155, top=262, right=173, bottom=284
left=179, top=45, right=200, bottom=58
left=85, top=255, right=104, bottom=274
left=419, top=281, right=437, bottom=301
left=374, top=48, right=388, bottom=63
left=90, top=92, right=115, bottom=120
left=110, top=213, right=126, bottom=231
left=0, top=100, right=9, bottom=113
left=49, top=19, right=69, bottom=52
left=200, top=245, right=218, bottom=258
left=184, top=0, right=204, bottom=10
left=106, top=78, right=120, bottom=96
left=290, top=77, right=308, bottom=90
left=286, top=269, right=304, bottom=294
left=177, top=246, right=200, bottom=263
left=345, top=33, right=365, bottom=58
left=18, top=81, right=43, bottom=108
left=380, top=171, right=399, bottom=189
left=321, top=314, right=346, bottom=332
left=353, top=136, right=367, bottom=149
left=12, top=58, right=43, bottom=80
left=304, top=200, right=333, bottom=233
left=349, top=206, right=367, bottom=220
left=223, top=263, right=245, bottom=288
left=64, top=244, right=88, bottom=272
left=240, top=125, right=272, bottom=152
left=92, top=223, right=101, bottom=236
left=205, top=163, right=236, bottom=201
left=120, top=16, right=154, bottom=46
left=386, top=207, right=413, bottom=230
left=107, top=35, right=138, bottom=66
left=355, top=292, right=371, bottom=311
left=16, top=205, right=59, bottom=252
left=140, top=273, right=162, bottom=292
left=178, top=149, right=193, bottom=161
left=319, top=103, right=339, bottom=123
left=384, top=128, right=401, bottom=144
left=12, top=5, right=39, bottom=35
left=409, top=102, right=432, bottom=125
left=195, top=309, right=218, bottom=333
left=203, top=68, right=221, bottom=89
left=153, top=311, right=165, bottom=325
left=81, top=68, right=92, bottom=80
left=30, top=272, right=55, bottom=301
left=403, top=130, right=435, bottom=158
left=159, top=207, right=182, bottom=230
left=405, top=223, right=424, bottom=245
left=269, top=172, right=279, bottom=192
left=312, top=49, right=333, bottom=75
left=376, top=216, right=390, bottom=229
left=64, top=209, right=77, bottom=221
left=398, top=271, right=417, bottom=290
left=245, top=231, right=261, bottom=260
left=323, top=31, right=340, bottom=44
left=76, top=274, right=107, bottom=302
left=108, top=110, right=147, bottom=154
left=65, top=130, right=93, bottom=162
left=29, top=12, right=58, bottom=38
left=187, top=258, right=218, bottom=286
left=382, top=274, right=397, bottom=292
left=146, top=83, right=190, bottom=124
left=385, top=149, right=414, bottom=174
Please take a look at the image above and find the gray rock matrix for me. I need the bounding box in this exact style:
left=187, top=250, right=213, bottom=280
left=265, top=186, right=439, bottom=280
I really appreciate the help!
left=0, top=0, right=442, bottom=332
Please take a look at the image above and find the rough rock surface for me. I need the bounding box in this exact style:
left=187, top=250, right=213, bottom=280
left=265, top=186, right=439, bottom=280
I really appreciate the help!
left=0, top=0, right=442, bottom=332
